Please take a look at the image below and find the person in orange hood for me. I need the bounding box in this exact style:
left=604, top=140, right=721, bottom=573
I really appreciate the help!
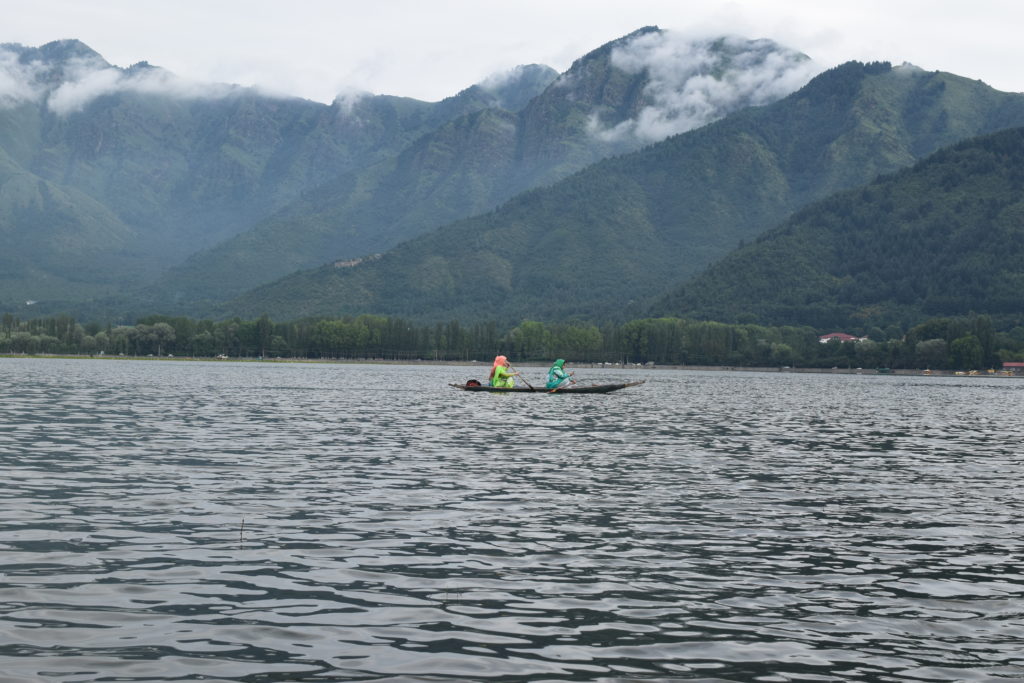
left=488, top=355, right=518, bottom=388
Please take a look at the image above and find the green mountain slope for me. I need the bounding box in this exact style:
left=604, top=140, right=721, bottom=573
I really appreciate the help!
left=154, top=29, right=814, bottom=306
left=151, top=92, right=533, bottom=307
left=651, top=126, right=1024, bottom=330
left=0, top=40, right=556, bottom=309
left=222, top=62, right=1024, bottom=323
left=0, top=147, right=148, bottom=307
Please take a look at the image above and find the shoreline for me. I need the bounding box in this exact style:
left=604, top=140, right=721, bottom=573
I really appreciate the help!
left=1, top=353, right=1018, bottom=378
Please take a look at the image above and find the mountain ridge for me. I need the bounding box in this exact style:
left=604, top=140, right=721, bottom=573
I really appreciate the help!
left=149, top=28, right=817, bottom=308
left=217, top=61, right=1024, bottom=325
left=0, top=39, right=560, bottom=310
left=6, top=36, right=1024, bottom=333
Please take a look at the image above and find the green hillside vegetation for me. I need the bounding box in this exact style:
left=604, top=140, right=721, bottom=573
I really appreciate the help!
left=222, top=62, right=1024, bottom=323
left=153, top=29, right=809, bottom=306
left=654, top=126, right=1024, bottom=331
left=154, top=105, right=527, bottom=306
left=0, top=147, right=154, bottom=304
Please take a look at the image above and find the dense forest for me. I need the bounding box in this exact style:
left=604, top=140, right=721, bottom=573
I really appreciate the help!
left=2, top=312, right=1022, bottom=371
left=654, top=127, right=1024, bottom=331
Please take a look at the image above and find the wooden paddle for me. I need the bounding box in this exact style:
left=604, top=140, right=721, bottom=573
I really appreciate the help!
left=510, top=367, right=535, bottom=391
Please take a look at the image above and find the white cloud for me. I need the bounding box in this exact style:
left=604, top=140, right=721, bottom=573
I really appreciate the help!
left=332, top=88, right=372, bottom=115
left=478, top=65, right=532, bottom=93
left=46, top=59, right=241, bottom=115
left=1, top=45, right=245, bottom=115
left=45, top=62, right=122, bottom=114
left=590, top=31, right=823, bottom=144
left=0, top=48, right=46, bottom=106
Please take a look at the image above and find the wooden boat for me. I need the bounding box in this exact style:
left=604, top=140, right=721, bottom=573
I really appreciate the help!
left=450, top=380, right=645, bottom=394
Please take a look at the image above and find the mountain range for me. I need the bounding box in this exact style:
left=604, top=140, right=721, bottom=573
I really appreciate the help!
left=221, top=61, right=1024, bottom=327
left=0, top=38, right=559, bottom=308
left=2, top=30, right=1023, bottom=333
left=1, top=29, right=815, bottom=315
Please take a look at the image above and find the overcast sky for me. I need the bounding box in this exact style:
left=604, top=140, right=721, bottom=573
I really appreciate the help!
left=3, top=0, right=1020, bottom=103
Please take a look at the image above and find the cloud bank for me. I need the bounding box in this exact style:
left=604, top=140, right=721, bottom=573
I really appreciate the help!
left=592, top=31, right=823, bottom=144
left=0, top=44, right=242, bottom=115
left=0, top=48, right=47, bottom=106
left=47, top=61, right=239, bottom=115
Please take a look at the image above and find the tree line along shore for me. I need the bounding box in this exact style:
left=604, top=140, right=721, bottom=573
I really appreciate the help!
left=1, top=312, right=1022, bottom=372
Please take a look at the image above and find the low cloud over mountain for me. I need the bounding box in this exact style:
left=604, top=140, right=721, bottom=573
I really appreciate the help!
left=590, top=31, right=821, bottom=143
left=0, top=39, right=242, bottom=115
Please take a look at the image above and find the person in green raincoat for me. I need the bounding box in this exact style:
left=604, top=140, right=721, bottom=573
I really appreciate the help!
left=545, top=358, right=575, bottom=390
left=489, top=355, right=518, bottom=388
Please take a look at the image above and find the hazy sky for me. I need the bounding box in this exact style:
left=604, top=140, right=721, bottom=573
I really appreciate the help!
left=3, top=0, right=1020, bottom=103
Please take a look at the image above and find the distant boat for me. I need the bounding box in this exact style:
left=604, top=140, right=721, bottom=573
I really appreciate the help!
left=450, top=380, right=645, bottom=394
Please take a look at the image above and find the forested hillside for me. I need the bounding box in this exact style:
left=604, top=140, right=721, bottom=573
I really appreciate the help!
left=0, top=39, right=556, bottom=310
left=651, top=126, right=1024, bottom=330
left=151, top=29, right=815, bottom=306
left=223, top=62, right=1024, bottom=323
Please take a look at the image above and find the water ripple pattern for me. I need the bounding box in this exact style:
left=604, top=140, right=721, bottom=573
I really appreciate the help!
left=1, top=358, right=1023, bottom=681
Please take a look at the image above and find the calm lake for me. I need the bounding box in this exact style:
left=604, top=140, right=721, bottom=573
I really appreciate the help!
left=1, top=358, right=1022, bottom=682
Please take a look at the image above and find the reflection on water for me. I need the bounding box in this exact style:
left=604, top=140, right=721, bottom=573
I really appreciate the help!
left=1, top=358, right=1022, bottom=681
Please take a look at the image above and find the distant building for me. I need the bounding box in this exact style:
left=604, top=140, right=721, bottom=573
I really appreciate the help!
left=333, top=253, right=381, bottom=268
left=818, top=332, right=868, bottom=344
left=1003, top=361, right=1024, bottom=374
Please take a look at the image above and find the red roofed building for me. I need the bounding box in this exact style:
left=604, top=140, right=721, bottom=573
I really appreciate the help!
left=818, top=332, right=868, bottom=344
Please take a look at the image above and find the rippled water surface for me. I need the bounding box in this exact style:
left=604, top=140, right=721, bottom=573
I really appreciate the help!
left=2, top=358, right=1023, bottom=682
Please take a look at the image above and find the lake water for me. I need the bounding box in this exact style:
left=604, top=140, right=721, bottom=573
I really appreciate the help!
left=1, top=358, right=1022, bottom=682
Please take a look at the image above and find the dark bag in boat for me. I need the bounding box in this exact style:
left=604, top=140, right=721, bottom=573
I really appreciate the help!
left=466, top=379, right=482, bottom=387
